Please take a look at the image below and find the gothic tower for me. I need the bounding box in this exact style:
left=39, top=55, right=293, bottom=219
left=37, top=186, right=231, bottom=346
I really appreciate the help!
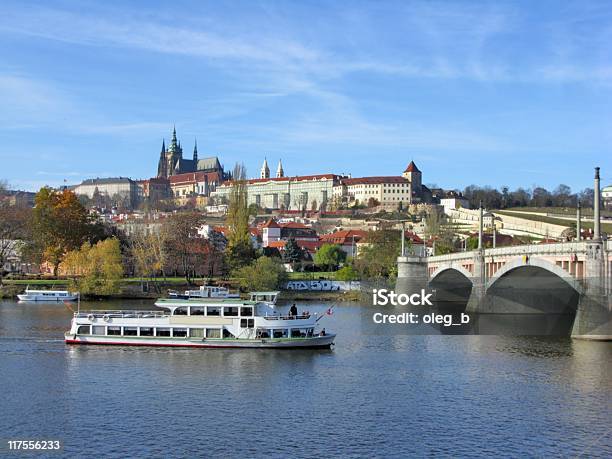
left=261, top=158, right=270, bottom=179
left=157, top=139, right=167, bottom=178
left=193, top=139, right=198, bottom=163
left=276, top=159, right=284, bottom=178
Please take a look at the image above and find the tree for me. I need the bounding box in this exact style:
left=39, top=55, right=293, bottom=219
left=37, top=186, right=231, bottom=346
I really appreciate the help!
left=353, top=230, right=400, bottom=279
left=162, top=212, right=211, bottom=283
left=129, top=229, right=166, bottom=280
left=0, top=198, right=31, bottom=283
left=335, top=264, right=359, bottom=281
left=367, top=197, right=380, bottom=208
left=226, top=163, right=255, bottom=270
left=62, top=238, right=124, bottom=295
left=314, top=244, right=346, bottom=271
left=31, top=187, right=98, bottom=275
left=283, top=237, right=303, bottom=266
left=234, top=256, right=287, bottom=292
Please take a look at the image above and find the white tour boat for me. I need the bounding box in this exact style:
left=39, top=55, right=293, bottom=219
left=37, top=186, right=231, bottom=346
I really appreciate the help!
left=167, top=285, right=240, bottom=299
left=65, top=292, right=336, bottom=349
left=18, top=286, right=78, bottom=302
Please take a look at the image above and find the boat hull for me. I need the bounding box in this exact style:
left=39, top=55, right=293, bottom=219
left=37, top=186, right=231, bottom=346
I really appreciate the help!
left=18, top=294, right=78, bottom=302
left=65, top=333, right=336, bottom=349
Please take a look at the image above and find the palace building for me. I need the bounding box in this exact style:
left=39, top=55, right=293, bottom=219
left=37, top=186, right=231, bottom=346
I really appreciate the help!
left=156, top=127, right=228, bottom=180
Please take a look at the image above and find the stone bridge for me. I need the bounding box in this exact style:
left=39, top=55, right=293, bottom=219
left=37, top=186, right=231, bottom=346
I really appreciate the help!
left=397, top=240, right=611, bottom=340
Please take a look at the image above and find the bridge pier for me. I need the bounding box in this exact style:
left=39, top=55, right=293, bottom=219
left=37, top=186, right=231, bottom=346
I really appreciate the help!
left=466, top=251, right=485, bottom=313
left=572, top=241, right=612, bottom=340
left=396, top=256, right=428, bottom=295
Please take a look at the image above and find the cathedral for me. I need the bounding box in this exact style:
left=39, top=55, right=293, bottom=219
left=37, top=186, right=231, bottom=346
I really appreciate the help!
left=156, top=127, right=227, bottom=179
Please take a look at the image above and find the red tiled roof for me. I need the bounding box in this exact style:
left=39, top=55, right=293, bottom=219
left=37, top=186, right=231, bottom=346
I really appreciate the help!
left=320, top=230, right=367, bottom=244
left=169, top=171, right=221, bottom=185
left=279, top=221, right=310, bottom=229
left=404, top=161, right=420, bottom=173
left=262, top=218, right=280, bottom=228
left=341, top=176, right=408, bottom=186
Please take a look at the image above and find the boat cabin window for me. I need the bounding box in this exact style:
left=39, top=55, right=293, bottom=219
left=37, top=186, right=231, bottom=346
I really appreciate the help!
left=206, top=328, right=221, bottom=339
left=140, top=327, right=154, bottom=336
left=240, top=307, right=253, bottom=317
left=77, top=325, right=91, bottom=335
left=207, top=306, right=220, bottom=316
left=273, top=329, right=288, bottom=339
left=107, top=327, right=121, bottom=336
left=223, top=307, right=238, bottom=317
left=240, top=319, right=255, bottom=328
left=92, top=326, right=105, bottom=335
left=190, top=328, right=204, bottom=338
left=174, top=307, right=188, bottom=316
left=124, top=327, right=137, bottom=336
left=256, top=329, right=270, bottom=338
left=190, top=307, right=205, bottom=316
left=156, top=328, right=171, bottom=337
left=172, top=328, right=187, bottom=337
left=223, top=328, right=233, bottom=338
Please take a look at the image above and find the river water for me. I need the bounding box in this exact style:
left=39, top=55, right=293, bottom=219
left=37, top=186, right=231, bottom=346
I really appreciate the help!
left=0, top=299, right=610, bottom=458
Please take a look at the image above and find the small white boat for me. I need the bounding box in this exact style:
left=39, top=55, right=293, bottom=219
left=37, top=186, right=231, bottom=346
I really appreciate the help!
left=18, top=286, right=78, bottom=302
left=168, top=285, right=240, bottom=299
left=65, top=292, right=335, bottom=349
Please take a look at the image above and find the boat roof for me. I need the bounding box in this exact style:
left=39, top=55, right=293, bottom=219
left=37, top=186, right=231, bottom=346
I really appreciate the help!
left=156, top=298, right=259, bottom=306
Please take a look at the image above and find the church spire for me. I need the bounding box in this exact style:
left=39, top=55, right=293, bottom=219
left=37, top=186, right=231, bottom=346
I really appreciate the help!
left=193, top=139, right=198, bottom=162
left=276, top=159, right=284, bottom=178
left=261, top=158, right=270, bottom=179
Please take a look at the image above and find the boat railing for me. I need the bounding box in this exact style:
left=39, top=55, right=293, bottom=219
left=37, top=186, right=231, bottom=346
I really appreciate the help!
left=262, top=314, right=311, bottom=321
left=74, top=310, right=169, bottom=319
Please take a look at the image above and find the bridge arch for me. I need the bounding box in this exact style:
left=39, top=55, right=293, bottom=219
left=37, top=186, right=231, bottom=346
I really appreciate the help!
left=429, top=265, right=474, bottom=284
left=486, top=256, right=583, bottom=295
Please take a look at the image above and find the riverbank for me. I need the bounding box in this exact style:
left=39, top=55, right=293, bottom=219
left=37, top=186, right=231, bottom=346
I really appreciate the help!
left=0, top=278, right=362, bottom=302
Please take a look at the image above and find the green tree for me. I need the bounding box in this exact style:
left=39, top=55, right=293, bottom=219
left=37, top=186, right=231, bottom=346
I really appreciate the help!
left=234, top=256, right=287, bottom=292
left=335, top=264, right=359, bottom=281
left=354, top=230, right=401, bottom=279
left=226, top=163, right=255, bottom=270
left=314, top=244, right=346, bottom=271
left=31, top=187, right=98, bottom=275
left=283, top=237, right=303, bottom=266
left=62, top=238, right=124, bottom=295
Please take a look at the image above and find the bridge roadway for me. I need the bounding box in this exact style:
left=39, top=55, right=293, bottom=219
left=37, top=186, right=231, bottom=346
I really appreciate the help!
left=396, top=240, right=611, bottom=340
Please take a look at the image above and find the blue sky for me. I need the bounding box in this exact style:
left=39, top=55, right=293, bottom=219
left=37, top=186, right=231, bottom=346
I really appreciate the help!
left=1, top=0, right=610, bottom=192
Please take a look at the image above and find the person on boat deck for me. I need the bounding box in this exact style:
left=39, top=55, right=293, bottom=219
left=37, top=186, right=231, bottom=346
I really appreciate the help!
left=320, top=328, right=326, bottom=336
left=289, top=304, right=298, bottom=317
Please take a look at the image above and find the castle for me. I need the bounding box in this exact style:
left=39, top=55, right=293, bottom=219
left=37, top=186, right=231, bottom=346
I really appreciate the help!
left=156, top=127, right=227, bottom=179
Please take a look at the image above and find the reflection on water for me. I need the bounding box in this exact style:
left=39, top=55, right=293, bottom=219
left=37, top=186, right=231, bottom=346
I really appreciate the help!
left=0, top=299, right=610, bottom=457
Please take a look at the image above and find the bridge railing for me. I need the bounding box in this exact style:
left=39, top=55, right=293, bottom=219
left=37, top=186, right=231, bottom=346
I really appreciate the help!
left=427, top=241, right=590, bottom=263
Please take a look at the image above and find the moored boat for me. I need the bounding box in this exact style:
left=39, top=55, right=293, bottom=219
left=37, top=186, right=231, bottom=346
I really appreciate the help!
left=65, top=292, right=335, bottom=349
left=167, top=284, right=240, bottom=299
left=18, top=286, right=78, bottom=302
